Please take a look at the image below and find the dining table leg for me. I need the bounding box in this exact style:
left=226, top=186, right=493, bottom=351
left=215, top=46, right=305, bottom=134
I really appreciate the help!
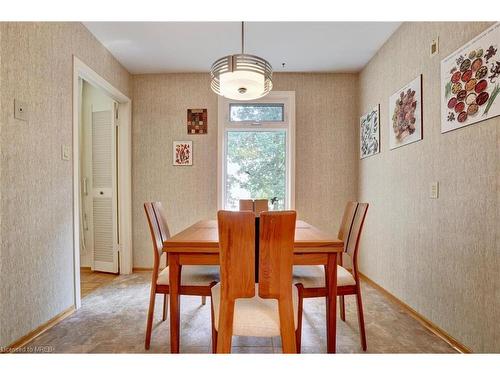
left=168, top=254, right=181, bottom=353
left=326, top=252, right=338, bottom=353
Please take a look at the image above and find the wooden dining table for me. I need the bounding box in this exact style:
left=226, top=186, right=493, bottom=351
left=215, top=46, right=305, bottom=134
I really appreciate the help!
left=163, top=219, right=343, bottom=353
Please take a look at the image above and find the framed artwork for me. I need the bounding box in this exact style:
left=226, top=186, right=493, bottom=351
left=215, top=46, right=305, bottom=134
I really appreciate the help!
left=389, top=75, right=423, bottom=150
left=360, top=105, right=380, bottom=159
left=187, top=108, right=207, bottom=134
left=441, top=23, right=500, bottom=133
left=173, top=141, right=192, bottom=166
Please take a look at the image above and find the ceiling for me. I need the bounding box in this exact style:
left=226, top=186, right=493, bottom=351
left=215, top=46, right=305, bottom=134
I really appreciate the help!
left=84, top=22, right=401, bottom=74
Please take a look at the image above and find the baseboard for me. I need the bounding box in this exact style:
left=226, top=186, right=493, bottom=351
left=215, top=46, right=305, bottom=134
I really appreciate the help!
left=132, top=267, right=153, bottom=272
left=359, top=273, right=471, bottom=353
left=2, top=305, right=75, bottom=353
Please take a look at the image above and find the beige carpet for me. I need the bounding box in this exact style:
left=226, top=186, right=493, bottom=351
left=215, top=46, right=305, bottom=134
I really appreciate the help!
left=25, top=271, right=456, bottom=353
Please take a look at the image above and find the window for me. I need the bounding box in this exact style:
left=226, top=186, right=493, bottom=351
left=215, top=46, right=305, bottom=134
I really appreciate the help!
left=218, top=92, right=295, bottom=211
left=230, top=103, right=284, bottom=122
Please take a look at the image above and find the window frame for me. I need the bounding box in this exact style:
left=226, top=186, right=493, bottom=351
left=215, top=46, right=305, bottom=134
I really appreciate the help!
left=217, top=91, right=296, bottom=210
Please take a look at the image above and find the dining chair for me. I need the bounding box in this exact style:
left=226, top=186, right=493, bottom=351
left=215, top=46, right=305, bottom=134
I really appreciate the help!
left=210, top=210, right=304, bottom=353
left=293, top=202, right=369, bottom=351
left=253, top=199, right=269, bottom=216
left=143, top=202, right=219, bottom=350
left=239, top=199, right=254, bottom=211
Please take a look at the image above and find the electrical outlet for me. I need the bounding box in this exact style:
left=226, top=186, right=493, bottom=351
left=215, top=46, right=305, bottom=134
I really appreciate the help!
left=430, top=181, right=439, bottom=199
left=61, top=145, right=71, bottom=161
left=14, top=99, right=28, bottom=121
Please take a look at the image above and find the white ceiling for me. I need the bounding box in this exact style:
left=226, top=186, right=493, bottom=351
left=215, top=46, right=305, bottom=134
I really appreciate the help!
left=84, top=22, right=401, bottom=74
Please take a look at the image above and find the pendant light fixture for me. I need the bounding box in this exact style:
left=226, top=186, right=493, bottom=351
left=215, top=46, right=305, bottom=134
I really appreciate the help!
left=210, top=22, right=273, bottom=100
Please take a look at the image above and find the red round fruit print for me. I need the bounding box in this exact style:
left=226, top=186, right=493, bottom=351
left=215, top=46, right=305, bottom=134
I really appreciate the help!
left=451, top=71, right=462, bottom=83
left=476, top=91, right=489, bottom=106
left=461, top=70, right=473, bottom=82
left=474, top=79, right=487, bottom=93
left=454, top=101, right=465, bottom=113
left=447, top=97, right=458, bottom=109
left=457, top=111, right=468, bottom=123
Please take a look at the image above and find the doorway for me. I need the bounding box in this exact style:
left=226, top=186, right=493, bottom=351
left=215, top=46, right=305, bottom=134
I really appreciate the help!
left=78, top=80, right=119, bottom=298
left=73, top=57, right=132, bottom=308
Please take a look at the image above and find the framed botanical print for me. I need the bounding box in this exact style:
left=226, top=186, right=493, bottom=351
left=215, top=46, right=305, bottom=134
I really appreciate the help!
left=360, top=105, right=380, bottom=159
left=389, top=75, right=423, bottom=150
left=173, top=141, right=192, bottom=166
left=441, top=23, right=500, bottom=133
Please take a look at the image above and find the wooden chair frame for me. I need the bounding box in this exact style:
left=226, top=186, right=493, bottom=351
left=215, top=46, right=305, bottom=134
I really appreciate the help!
left=144, top=202, right=216, bottom=350
left=211, top=210, right=304, bottom=354
left=238, top=199, right=269, bottom=216
left=297, top=202, right=369, bottom=351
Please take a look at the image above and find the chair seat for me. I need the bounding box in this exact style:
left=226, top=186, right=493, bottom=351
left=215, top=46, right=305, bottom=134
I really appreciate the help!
left=211, top=283, right=299, bottom=337
left=292, top=265, right=356, bottom=288
left=157, top=266, right=219, bottom=286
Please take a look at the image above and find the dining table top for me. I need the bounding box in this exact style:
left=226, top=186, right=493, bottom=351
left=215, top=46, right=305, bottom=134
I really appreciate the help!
left=163, top=219, right=343, bottom=253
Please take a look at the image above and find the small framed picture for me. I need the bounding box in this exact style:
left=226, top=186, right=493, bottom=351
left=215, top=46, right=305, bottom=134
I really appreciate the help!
left=173, top=141, right=193, bottom=166
left=389, top=75, right=423, bottom=150
left=187, top=109, right=207, bottom=134
left=360, top=105, right=380, bottom=159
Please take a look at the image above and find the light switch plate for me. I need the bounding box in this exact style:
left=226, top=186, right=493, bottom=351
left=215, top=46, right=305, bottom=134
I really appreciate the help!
left=430, top=181, right=439, bottom=199
left=61, top=145, right=71, bottom=161
left=14, top=99, right=28, bottom=121
left=430, top=37, right=439, bottom=56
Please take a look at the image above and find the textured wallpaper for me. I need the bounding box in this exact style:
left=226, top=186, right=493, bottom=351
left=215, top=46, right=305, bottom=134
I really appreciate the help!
left=131, top=74, right=219, bottom=268
left=131, top=73, right=359, bottom=268
left=358, top=22, right=499, bottom=352
left=0, top=22, right=130, bottom=347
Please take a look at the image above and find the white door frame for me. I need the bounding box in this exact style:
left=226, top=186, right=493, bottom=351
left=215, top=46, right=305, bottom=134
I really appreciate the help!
left=72, top=56, right=133, bottom=309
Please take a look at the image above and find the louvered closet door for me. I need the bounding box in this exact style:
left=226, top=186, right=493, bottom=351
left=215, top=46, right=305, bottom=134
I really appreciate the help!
left=91, top=107, right=119, bottom=273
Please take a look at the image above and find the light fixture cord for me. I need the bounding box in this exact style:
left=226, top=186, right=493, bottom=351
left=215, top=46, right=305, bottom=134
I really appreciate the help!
left=241, top=21, right=244, bottom=54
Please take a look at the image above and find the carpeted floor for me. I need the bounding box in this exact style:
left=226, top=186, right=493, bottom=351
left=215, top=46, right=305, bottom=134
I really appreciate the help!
left=26, top=271, right=457, bottom=353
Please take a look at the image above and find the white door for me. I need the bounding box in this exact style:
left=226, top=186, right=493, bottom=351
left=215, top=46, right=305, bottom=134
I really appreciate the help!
left=89, top=102, right=119, bottom=273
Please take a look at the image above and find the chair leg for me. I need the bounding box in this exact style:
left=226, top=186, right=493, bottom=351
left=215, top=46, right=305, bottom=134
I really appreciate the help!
left=295, top=284, right=304, bottom=354
left=210, top=294, right=217, bottom=354
left=339, top=295, right=346, bottom=322
left=201, top=296, right=207, bottom=305
left=355, top=286, right=367, bottom=351
left=162, top=294, right=169, bottom=321
left=216, top=299, right=235, bottom=353
left=145, top=288, right=157, bottom=350
left=278, top=299, right=297, bottom=354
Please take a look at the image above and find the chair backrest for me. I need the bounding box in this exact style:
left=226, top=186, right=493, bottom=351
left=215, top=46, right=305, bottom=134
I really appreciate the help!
left=346, top=203, right=369, bottom=279
left=239, top=199, right=254, bottom=212
left=217, top=210, right=256, bottom=300
left=144, top=202, right=163, bottom=271
left=338, top=201, right=358, bottom=249
left=152, top=202, right=171, bottom=242
left=258, top=211, right=296, bottom=300
left=254, top=199, right=269, bottom=216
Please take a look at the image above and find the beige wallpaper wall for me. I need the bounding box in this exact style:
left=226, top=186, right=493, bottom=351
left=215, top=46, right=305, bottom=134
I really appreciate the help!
left=0, top=22, right=130, bottom=347
left=5, top=21, right=494, bottom=352
left=131, top=73, right=359, bottom=268
left=132, top=74, right=218, bottom=268
left=358, top=22, right=499, bottom=352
